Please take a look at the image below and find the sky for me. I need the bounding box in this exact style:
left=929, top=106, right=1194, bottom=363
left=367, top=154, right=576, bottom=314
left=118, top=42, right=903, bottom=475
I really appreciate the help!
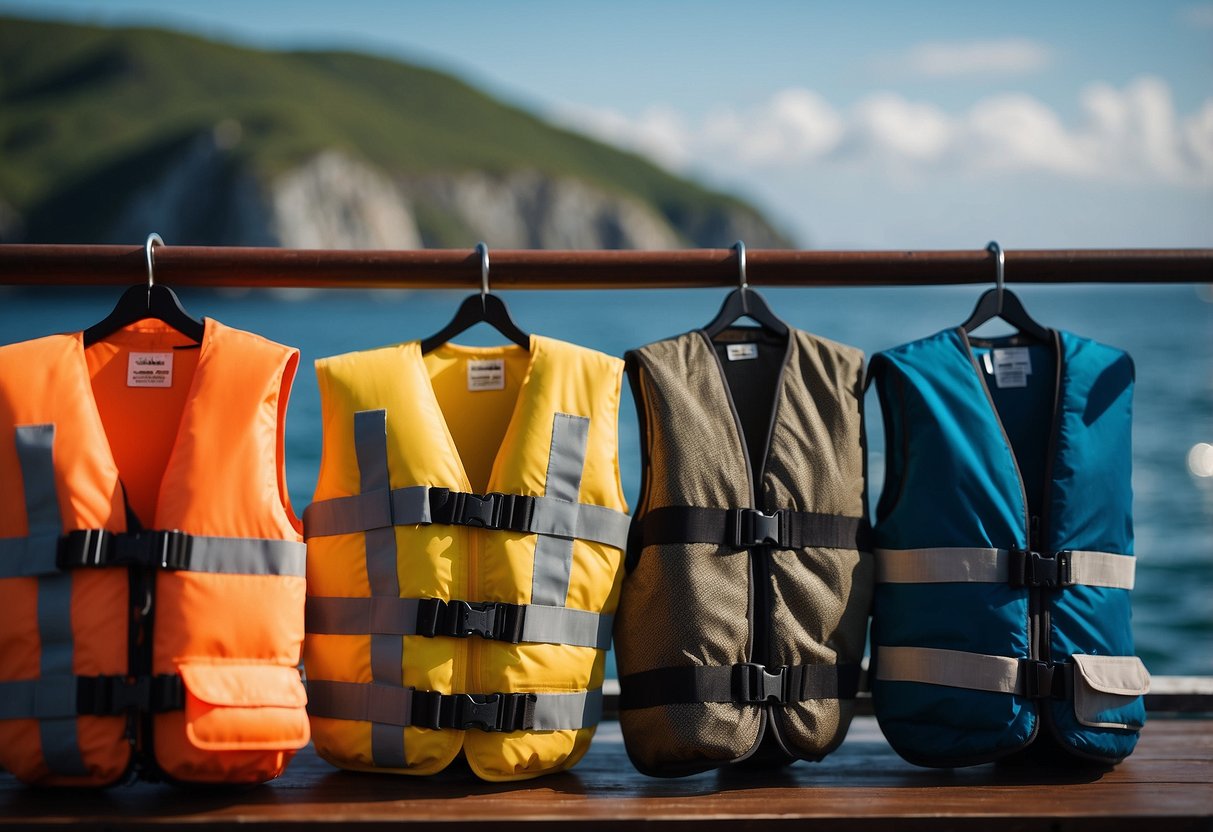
left=1, top=0, right=1211, bottom=249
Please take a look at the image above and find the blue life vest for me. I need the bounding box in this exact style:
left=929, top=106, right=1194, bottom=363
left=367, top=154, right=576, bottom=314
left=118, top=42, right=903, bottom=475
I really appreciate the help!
left=868, top=327, right=1150, bottom=767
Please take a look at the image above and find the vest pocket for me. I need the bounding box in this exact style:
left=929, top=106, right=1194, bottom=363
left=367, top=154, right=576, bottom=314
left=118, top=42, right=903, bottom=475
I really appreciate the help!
left=178, top=662, right=311, bottom=751
left=1071, top=654, right=1150, bottom=730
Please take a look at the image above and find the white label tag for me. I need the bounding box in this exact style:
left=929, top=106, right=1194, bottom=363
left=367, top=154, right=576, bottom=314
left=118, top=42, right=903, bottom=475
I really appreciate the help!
left=726, top=343, right=759, bottom=361
left=467, top=359, right=505, bottom=391
left=992, top=347, right=1031, bottom=389
left=126, top=352, right=173, bottom=388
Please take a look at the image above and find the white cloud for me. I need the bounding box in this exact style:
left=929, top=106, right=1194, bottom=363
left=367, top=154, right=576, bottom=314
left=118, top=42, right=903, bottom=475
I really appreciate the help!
left=1179, top=4, right=1213, bottom=27
left=555, top=77, right=1213, bottom=188
left=899, top=38, right=1054, bottom=78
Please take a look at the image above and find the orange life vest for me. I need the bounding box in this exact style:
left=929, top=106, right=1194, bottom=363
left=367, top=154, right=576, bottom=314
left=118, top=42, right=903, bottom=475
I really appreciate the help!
left=0, top=319, right=310, bottom=786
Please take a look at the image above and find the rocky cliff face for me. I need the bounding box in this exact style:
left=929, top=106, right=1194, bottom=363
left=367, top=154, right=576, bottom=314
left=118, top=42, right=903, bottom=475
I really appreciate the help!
left=15, top=130, right=786, bottom=249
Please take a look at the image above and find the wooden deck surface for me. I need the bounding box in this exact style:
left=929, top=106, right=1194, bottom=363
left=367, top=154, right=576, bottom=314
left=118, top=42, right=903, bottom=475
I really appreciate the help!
left=2, top=717, right=1211, bottom=830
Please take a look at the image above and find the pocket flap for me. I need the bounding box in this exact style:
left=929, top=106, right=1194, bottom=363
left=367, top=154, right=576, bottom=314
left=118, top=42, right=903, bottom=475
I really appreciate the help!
left=1072, top=654, right=1151, bottom=696
left=1071, top=654, right=1149, bottom=731
left=179, top=663, right=310, bottom=752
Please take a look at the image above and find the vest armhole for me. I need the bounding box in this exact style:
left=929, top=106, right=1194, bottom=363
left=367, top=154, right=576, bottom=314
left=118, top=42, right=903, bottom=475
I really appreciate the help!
left=623, top=351, right=651, bottom=573
left=275, top=349, right=303, bottom=536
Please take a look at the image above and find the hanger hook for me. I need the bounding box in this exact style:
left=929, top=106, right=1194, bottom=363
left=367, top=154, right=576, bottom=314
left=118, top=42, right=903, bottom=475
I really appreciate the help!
left=476, top=241, right=490, bottom=299
left=733, top=240, right=748, bottom=292
left=145, top=232, right=164, bottom=289
left=987, top=240, right=1004, bottom=313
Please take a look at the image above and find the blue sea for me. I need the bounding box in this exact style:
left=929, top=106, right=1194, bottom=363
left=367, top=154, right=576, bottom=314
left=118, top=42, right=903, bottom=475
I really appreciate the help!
left=2, top=282, right=1210, bottom=676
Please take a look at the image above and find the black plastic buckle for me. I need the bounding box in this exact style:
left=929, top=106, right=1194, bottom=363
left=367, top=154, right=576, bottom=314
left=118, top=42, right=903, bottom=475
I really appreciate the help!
left=57, top=529, right=113, bottom=569
left=415, top=598, right=526, bottom=642
left=1021, top=661, right=1070, bottom=700
left=1009, top=549, right=1073, bottom=588
left=429, top=489, right=534, bottom=533
left=413, top=691, right=537, bottom=732
left=730, top=509, right=785, bottom=548
left=734, top=663, right=789, bottom=704
left=77, top=675, right=149, bottom=715
left=112, top=530, right=193, bottom=570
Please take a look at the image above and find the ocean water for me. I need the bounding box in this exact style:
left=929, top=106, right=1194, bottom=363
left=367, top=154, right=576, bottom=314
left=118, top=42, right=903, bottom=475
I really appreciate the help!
left=2, top=282, right=1210, bottom=676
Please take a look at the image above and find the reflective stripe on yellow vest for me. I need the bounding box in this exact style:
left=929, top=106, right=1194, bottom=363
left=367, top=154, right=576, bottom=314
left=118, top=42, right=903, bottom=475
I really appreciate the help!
left=0, top=320, right=309, bottom=787
left=304, top=336, right=628, bottom=781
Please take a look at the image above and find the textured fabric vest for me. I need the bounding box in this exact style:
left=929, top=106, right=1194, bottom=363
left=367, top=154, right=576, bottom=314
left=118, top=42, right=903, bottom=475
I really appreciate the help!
left=869, top=327, right=1149, bottom=767
left=0, top=320, right=309, bottom=786
left=303, top=336, right=628, bottom=782
left=616, top=328, right=872, bottom=776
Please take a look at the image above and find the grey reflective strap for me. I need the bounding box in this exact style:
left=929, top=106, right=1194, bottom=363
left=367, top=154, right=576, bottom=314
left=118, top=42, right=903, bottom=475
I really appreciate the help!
left=354, top=409, right=406, bottom=769
left=306, top=595, right=613, bottom=650
left=875, top=547, right=1135, bottom=590
left=306, top=679, right=603, bottom=731
left=521, top=605, right=613, bottom=650
left=1069, top=550, right=1137, bottom=590
left=876, top=646, right=1024, bottom=695
left=187, top=536, right=306, bottom=577
left=16, top=425, right=87, bottom=776
left=531, top=687, right=602, bottom=731
left=302, top=485, right=431, bottom=540
left=0, top=677, right=79, bottom=720
left=530, top=413, right=589, bottom=607
left=529, top=497, right=630, bottom=550
left=0, top=537, right=59, bottom=578
left=307, top=679, right=414, bottom=727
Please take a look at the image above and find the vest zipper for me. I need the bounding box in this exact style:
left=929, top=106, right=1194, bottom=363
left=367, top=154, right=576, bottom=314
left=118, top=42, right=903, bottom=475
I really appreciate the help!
left=1035, top=332, right=1065, bottom=744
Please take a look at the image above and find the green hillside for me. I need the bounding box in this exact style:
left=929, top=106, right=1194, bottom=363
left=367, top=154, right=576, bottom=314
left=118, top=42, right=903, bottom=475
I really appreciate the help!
left=0, top=16, right=788, bottom=245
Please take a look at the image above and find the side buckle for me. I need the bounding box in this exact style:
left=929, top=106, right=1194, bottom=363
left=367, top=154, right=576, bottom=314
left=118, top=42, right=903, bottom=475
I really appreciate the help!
left=730, top=509, right=785, bottom=549
left=735, top=663, right=789, bottom=704
left=112, top=530, right=193, bottom=570
left=416, top=598, right=525, bottom=642
left=1022, top=661, right=1070, bottom=700
left=57, top=529, right=113, bottom=569
left=422, top=692, right=537, bottom=732
left=429, top=489, right=534, bottom=533
left=1009, top=549, right=1072, bottom=588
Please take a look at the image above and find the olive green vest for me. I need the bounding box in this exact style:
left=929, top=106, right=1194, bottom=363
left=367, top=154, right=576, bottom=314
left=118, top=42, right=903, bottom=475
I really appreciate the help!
left=616, top=327, right=873, bottom=776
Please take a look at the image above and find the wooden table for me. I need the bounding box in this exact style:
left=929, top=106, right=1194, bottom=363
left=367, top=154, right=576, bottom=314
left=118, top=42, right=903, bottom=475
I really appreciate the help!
left=3, top=718, right=1210, bottom=830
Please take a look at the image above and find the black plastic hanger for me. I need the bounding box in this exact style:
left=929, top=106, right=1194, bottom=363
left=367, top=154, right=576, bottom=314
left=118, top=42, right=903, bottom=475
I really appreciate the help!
left=420, top=243, right=530, bottom=354
left=961, top=241, right=1051, bottom=343
left=82, top=234, right=204, bottom=347
left=702, top=241, right=789, bottom=339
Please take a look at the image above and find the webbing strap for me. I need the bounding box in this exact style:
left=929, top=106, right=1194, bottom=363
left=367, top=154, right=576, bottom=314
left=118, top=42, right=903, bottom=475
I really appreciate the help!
left=15, top=424, right=87, bottom=776
left=306, top=679, right=603, bottom=732
left=0, top=531, right=305, bottom=578
left=875, top=646, right=1072, bottom=698
left=637, top=505, right=870, bottom=551
left=355, top=410, right=406, bottom=769
left=0, top=675, right=185, bottom=720
left=874, top=547, right=1135, bottom=590
left=302, top=486, right=629, bottom=549
left=306, top=595, right=613, bottom=650
left=531, top=413, right=589, bottom=607
left=618, top=662, right=862, bottom=710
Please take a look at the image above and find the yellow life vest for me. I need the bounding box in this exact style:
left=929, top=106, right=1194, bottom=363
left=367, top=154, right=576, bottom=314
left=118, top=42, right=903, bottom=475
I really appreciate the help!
left=303, top=336, right=628, bottom=781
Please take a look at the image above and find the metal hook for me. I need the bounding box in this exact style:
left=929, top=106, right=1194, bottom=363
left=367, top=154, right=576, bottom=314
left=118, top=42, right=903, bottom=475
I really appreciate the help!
left=987, top=240, right=1004, bottom=314
left=145, top=232, right=164, bottom=289
left=477, top=242, right=490, bottom=299
left=733, top=240, right=748, bottom=291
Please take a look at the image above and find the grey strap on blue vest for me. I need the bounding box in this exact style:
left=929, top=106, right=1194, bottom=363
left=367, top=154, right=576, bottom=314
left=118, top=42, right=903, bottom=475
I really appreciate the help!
left=14, top=424, right=87, bottom=776
left=306, top=678, right=603, bottom=732
left=354, top=410, right=406, bottom=769
left=874, top=547, right=1135, bottom=590
left=876, top=645, right=1073, bottom=699
left=530, top=413, right=589, bottom=607
left=306, top=595, right=614, bottom=650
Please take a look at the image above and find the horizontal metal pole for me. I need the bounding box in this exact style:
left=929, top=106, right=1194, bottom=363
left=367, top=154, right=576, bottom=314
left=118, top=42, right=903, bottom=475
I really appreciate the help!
left=0, top=245, right=1210, bottom=289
